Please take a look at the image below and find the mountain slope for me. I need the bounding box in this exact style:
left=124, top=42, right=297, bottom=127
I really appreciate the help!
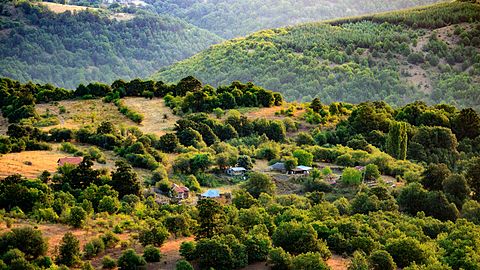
left=0, top=1, right=221, bottom=89
left=153, top=1, right=480, bottom=108
left=144, top=0, right=446, bottom=38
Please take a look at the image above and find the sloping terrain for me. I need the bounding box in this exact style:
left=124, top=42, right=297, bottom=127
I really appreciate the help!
left=0, top=1, right=221, bottom=89
left=144, top=0, right=446, bottom=38
left=154, top=1, right=480, bottom=108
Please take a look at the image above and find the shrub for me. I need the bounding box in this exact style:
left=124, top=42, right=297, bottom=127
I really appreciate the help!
left=102, top=256, right=116, bottom=269
left=143, top=245, right=162, bottom=262
left=138, top=223, right=169, bottom=247
left=117, top=249, right=146, bottom=270
left=176, top=259, right=194, bottom=270
left=341, top=168, right=363, bottom=186
left=67, top=206, right=87, bottom=228
left=291, top=252, right=330, bottom=270
left=84, top=238, right=105, bottom=259
left=179, top=241, right=197, bottom=261
left=268, top=247, right=292, bottom=270
left=56, top=232, right=80, bottom=267
left=368, top=250, right=396, bottom=270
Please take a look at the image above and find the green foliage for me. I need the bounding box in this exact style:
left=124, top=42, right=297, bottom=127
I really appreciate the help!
left=244, top=172, right=276, bottom=198
left=368, top=250, right=396, bottom=270
left=293, top=149, right=313, bottom=166
left=138, top=222, right=169, bottom=247
left=386, top=121, right=408, bottom=160
left=272, top=222, right=330, bottom=257
left=196, top=199, right=225, bottom=239
left=101, top=256, right=116, bottom=269
left=341, top=168, right=363, bottom=186
left=175, top=259, right=194, bottom=270
left=117, top=249, right=146, bottom=270
left=386, top=237, right=427, bottom=268
left=0, top=2, right=220, bottom=89
left=67, top=206, right=87, bottom=228
left=143, top=245, right=162, bottom=262
left=0, top=227, right=48, bottom=260
left=195, top=234, right=248, bottom=270
left=56, top=232, right=80, bottom=267
left=291, top=252, right=330, bottom=270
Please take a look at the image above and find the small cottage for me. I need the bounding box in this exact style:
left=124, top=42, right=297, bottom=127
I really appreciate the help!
left=57, top=157, right=83, bottom=167
left=288, top=165, right=313, bottom=175
left=226, top=167, right=247, bottom=176
left=269, top=162, right=286, bottom=172
left=172, top=184, right=190, bottom=200
left=200, top=189, right=221, bottom=199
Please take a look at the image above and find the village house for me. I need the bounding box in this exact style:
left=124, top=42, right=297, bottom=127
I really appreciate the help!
left=57, top=157, right=83, bottom=167
left=288, top=165, right=313, bottom=175
left=172, top=184, right=190, bottom=200
left=269, top=162, right=286, bottom=173
left=226, top=167, right=247, bottom=176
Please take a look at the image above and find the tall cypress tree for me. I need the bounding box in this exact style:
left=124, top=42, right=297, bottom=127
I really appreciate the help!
left=386, top=121, right=407, bottom=160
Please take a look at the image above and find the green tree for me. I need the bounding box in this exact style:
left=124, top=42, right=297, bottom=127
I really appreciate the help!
left=385, top=121, right=407, bottom=160
left=348, top=251, right=368, bottom=270
left=117, top=249, right=146, bottom=270
left=466, top=157, right=480, bottom=200
left=422, top=163, right=451, bottom=191
left=196, top=199, right=225, bottom=239
left=244, top=172, right=276, bottom=198
left=111, top=160, right=141, bottom=198
left=452, top=108, right=480, bottom=140
left=143, top=245, right=162, bottom=262
left=67, top=206, right=87, bottom=228
left=443, top=174, right=470, bottom=206
left=284, top=156, right=298, bottom=171
left=157, top=133, right=179, bottom=153
left=237, top=155, right=254, bottom=170
left=293, top=149, right=314, bottom=166
left=364, top=164, right=380, bottom=181
left=0, top=227, right=48, bottom=260
left=195, top=234, right=248, bottom=270
left=272, top=222, right=330, bottom=257
left=176, top=259, right=194, bottom=270
left=341, top=168, right=363, bottom=186
left=368, top=250, right=396, bottom=270
left=268, top=247, right=292, bottom=270
left=386, top=237, right=426, bottom=268
left=291, top=252, right=330, bottom=270
left=56, top=232, right=80, bottom=267
left=139, top=222, right=169, bottom=247
left=310, top=98, right=322, bottom=113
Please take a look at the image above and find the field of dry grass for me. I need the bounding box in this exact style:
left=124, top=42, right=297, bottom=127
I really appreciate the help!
left=123, top=97, right=179, bottom=136
left=0, top=150, right=68, bottom=179
left=38, top=2, right=97, bottom=13
left=36, top=99, right=137, bottom=131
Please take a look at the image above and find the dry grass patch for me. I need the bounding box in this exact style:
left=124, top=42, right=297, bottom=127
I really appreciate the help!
left=122, top=97, right=179, bottom=136
left=0, top=150, right=67, bottom=179
left=36, top=99, right=136, bottom=130
left=38, top=2, right=97, bottom=13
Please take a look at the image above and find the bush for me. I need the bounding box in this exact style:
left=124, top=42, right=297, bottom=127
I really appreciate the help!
left=56, top=232, right=80, bottom=267
left=138, top=223, right=169, bottom=247
left=143, top=245, right=162, bottom=262
left=84, top=238, right=105, bottom=259
left=368, top=250, right=396, bottom=270
left=117, top=249, right=146, bottom=270
left=67, top=206, right=87, bottom=228
left=176, top=259, right=194, bottom=270
left=291, top=252, right=330, bottom=270
left=341, top=168, right=363, bottom=186
left=179, top=241, right=197, bottom=261
left=102, top=256, right=116, bottom=269
left=268, top=247, right=292, bottom=270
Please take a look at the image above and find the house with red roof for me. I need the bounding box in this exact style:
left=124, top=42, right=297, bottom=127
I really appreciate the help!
left=57, top=157, right=83, bottom=167
left=172, top=184, right=190, bottom=200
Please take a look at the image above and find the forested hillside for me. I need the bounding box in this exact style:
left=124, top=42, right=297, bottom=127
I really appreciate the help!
left=144, top=0, right=446, bottom=38
left=0, top=1, right=221, bottom=89
left=154, top=1, right=480, bottom=109
left=1, top=75, right=480, bottom=269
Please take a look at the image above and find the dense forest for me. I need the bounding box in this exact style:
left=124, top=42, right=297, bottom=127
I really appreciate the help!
left=0, top=1, right=220, bottom=89
left=0, top=0, right=448, bottom=90
left=154, top=1, right=480, bottom=109
left=132, top=0, right=446, bottom=38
